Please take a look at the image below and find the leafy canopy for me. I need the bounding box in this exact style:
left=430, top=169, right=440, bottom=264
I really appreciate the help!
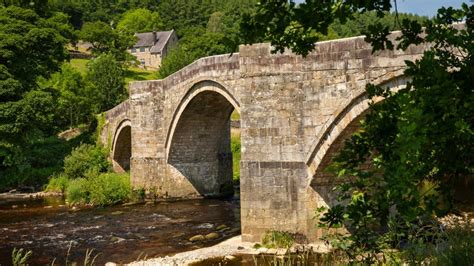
left=157, top=28, right=232, bottom=79
left=79, top=21, right=135, bottom=61
left=241, top=0, right=473, bottom=262
left=85, top=53, right=127, bottom=113
left=116, top=8, right=163, bottom=34
left=0, top=6, right=69, bottom=184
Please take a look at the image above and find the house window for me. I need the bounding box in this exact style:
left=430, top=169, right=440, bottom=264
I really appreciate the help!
left=140, top=47, right=145, bottom=52
left=140, top=59, right=145, bottom=65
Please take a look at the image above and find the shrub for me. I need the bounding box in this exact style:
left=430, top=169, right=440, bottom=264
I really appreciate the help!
left=66, top=178, right=89, bottom=205
left=88, top=173, right=131, bottom=206
left=433, top=226, right=474, bottom=265
left=45, top=174, right=69, bottom=194
left=231, top=133, right=241, bottom=181
left=66, top=173, right=131, bottom=206
left=132, top=187, right=146, bottom=202
left=63, top=144, right=110, bottom=179
left=262, top=231, right=294, bottom=249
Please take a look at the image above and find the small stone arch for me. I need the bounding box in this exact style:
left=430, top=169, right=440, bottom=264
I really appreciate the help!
left=165, top=80, right=240, bottom=197
left=112, top=119, right=132, bottom=173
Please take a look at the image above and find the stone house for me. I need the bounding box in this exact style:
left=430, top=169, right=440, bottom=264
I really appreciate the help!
left=129, top=30, right=178, bottom=70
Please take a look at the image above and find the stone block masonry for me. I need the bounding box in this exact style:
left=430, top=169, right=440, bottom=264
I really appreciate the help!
left=102, top=33, right=428, bottom=242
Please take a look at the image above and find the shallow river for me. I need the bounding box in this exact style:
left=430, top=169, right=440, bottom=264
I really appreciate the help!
left=0, top=195, right=240, bottom=265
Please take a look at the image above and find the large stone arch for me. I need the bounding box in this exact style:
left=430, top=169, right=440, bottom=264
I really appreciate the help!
left=112, top=119, right=132, bottom=173
left=306, top=75, right=409, bottom=180
left=304, top=75, right=409, bottom=239
left=165, top=80, right=240, bottom=197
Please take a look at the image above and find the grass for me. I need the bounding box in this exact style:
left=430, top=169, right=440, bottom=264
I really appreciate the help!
left=68, top=58, right=157, bottom=83
left=261, top=231, right=295, bottom=249
left=231, top=129, right=241, bottom=182
left=69, top=58, right=89, bottom=75
left=124, top=67, right=157, bottom=83
left=45, top=174, right=69, bottom=194
left=231, top=110, right=240, bottom=120
left=12, top=248, right=32, bottom=266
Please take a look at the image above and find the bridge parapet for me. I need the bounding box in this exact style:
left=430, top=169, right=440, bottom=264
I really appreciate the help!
left=161, top=53, right=240, bottom=89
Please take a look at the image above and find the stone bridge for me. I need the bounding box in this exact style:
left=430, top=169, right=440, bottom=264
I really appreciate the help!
left=101, top=33, right=426, bottom=242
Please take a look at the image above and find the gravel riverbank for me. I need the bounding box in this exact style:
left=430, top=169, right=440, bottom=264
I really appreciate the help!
left=124, top=235, right=253, bottom=266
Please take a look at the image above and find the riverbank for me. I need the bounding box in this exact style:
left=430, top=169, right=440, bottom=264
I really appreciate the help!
left=125, top=235, right=331, bottom=266
left=0, top=191, right=63, bottom=200
left=126, top=236, right=252, bottom=266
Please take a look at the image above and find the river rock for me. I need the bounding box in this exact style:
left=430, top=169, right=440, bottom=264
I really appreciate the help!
left=216, top=224, right=227, bottom=231
left=111, top=236, right=126, bottom=243
left=189, top=234, right=205, bottom=242
left=134, top=233, right=145, bottom=239
left=11, top=205, right=18, bottom=209
left=44, top=206, right=53, bottom=209
left=276, top=248, right=287, bottom=256
left=266, top=248, right=278, bottom=255
left=195, top=223, right=213, bottom=229
left=256, top=247, right=268, bottom=254
left=172, top=232, right=185, bottom=238
left=111, top=211, right=123, bottom=215
left=205, top=232, right=219, bottom=240
left=228, top=228, right=240, bottom=234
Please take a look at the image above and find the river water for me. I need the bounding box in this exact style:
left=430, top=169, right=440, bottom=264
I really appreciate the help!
left=0, top=195, right=240, bottom=265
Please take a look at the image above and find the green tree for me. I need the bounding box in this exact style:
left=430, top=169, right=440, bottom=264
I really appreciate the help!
left=157, top=0, right=215, bottom=36
left=79, top=21, right=135, bottom=61
left=117, top=8, right=163, bottom=33
left=241, top=0, right=396, bottom=56
left=48, top=0, right=162, bottom=28
left=157, top=28, right=232, bottom=78
left=329, top=11, right=428, bottom=39
left=86, top=53, right=127, bottom=112
left=48, top=0, right=85, bottom=29
left=325, top=8, right=472, bottom=260
left=156, top=45, right=195, bottom=79
left=205, top=0, right=258, bottom=50
left=0, top=6, right=69, bottom=188
left=63, top=143, right=110, bottom=179
left=241, top=0, right=473, bottom=262
left=207, top=11, right=225, bottom=33
left=43, top=64, right=93, bottom=129
left=0, top=0, right=50, bottom=17
left=156, top=0, right=258, bottom=78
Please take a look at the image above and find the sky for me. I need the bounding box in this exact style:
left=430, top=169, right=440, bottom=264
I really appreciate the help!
left=395, top=0, right=467, bottom=16
left=294, top=0, right=469, bottom=17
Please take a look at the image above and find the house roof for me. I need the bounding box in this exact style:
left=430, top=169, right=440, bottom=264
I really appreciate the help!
left=133, top=30, right=175, bottom=54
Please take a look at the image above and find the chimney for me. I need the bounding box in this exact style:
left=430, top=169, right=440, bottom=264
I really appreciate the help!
left=153, top=30, right=157, bottom=42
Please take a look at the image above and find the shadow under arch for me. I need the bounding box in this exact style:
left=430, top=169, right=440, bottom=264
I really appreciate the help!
left=166, top=80, right=240, bottom=155
left=112, top=119, right=132, bottom=173
left=166, top=80, right=241, bottom=197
